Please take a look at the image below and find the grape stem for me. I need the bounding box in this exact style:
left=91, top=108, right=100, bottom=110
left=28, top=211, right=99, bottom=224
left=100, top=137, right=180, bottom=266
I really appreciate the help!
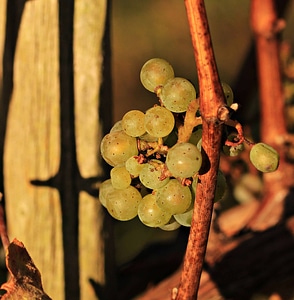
left=177, top=98, right=201, bottom=143
left=175, top=0, right=225, bottom=299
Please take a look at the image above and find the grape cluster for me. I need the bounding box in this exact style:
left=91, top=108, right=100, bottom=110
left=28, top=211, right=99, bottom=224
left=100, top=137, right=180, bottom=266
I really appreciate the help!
left=99, top=58, right=280, bottom=230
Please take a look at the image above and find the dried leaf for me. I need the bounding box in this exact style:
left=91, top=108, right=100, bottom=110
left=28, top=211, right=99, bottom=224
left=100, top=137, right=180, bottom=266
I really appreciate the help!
left=0, top=238, right=52, bottom=299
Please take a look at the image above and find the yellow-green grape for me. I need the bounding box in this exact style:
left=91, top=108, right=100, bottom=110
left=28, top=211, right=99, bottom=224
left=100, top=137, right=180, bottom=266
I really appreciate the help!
left=138, top=193, right=172, bottom=227
left=125, top=156, right=145, bottom=178
left=100, top=130, right=138, bottom=166
left=140, top=58, right=175, bottom=92
left=221, top=82, right=234, bottom=106
left=156, top=179, right=192, bottom=214
left=122, top=110, right=146, bottom=137
left=166, top=142, right=202, bottom=178
left=160, top=217, right=181, bottom=231
left=144, top=106, right=175, bottom=137
left=98, top=179, right=114, bottom=207
left=249, top=142, right=279, bottom=172
left=110, top=165, right=132, bottom=189
left=214, top=170, right=227, bottom=202
left=174, top=207, right=193, bottom=227
left=159, top=77, right=197, bottom=113
left=139, top=159, right=169, bottom=189
left=106, top=185, right=142, bottom=221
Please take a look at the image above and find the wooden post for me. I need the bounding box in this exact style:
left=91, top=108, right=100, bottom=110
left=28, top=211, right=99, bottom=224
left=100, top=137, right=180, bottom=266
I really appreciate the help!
left=1, top=0, right=111, bottom=299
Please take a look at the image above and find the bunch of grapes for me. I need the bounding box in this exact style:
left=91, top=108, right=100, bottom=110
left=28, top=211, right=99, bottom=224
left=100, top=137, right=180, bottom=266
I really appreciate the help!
left=99, top=58, right=280, bottom=230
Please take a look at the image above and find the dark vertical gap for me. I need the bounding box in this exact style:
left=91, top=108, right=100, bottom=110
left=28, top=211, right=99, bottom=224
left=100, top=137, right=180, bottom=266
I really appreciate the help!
left=100, top=2, right=118, bottom=299
left=58, top=1, right=80, bottom=299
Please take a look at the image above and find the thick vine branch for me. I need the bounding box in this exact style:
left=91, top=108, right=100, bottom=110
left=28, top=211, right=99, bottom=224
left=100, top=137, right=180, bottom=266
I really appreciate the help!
left=176, top=0, right=225, bottom=299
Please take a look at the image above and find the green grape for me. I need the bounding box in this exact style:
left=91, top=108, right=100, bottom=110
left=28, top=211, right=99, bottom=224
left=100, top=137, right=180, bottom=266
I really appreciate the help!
left=174, top=207, right=194, bottom=227
left=214, top=170, right=227, bottom=202
left=110, top=165, right=131, bottom=189
left=166, top=142, right=202, bottom=178
left=110, top=120, right=122, bottom=132
left=144, top=106, right=175, bottom=137
left=138, top=193, right=172, bottom=227
left=249, top=142, right=279, bottom=172
left=139, top=159, right=170, bottom=189
left=100, top=130, right=138, bottom=166
left=106, top=185, right=142, bottom=221
left=159, top=77, right=196, bottom=113
left=98, top=179, right=114, bottom=207
left=122, top=110, right=146, bottom=137
left=160, top=217, right=181, bottom=231
left=140, top=58, right=175, bottom=92
left=156, top=179, right=192, bottom=214
left=189, top=129, right=202, bottom=146
left=221, top=82, right=234, bottom=106
left=125, top=156, right=145, bottom=178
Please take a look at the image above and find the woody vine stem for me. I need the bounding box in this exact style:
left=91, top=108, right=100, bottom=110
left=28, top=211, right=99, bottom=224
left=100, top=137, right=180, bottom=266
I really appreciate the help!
left=175, top=0, right=225, bottom=299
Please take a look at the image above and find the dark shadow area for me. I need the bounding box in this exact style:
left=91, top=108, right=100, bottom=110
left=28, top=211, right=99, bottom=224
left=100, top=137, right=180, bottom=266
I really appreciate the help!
left=207, top=187, right=294, bottom=300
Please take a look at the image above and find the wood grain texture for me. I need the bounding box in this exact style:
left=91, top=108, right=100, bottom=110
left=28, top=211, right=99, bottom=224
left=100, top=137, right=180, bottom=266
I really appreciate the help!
left=4, top=1, right=63, bottom=299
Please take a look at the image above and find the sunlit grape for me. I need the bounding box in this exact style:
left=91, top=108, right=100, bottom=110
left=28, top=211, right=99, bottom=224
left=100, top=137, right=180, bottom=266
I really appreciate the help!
left=125, top=156, right=145, bottom=177
left=156, top=179, right=192, bottom=214
left=144, top=106, right=175, bottom=137
left=166, top=142, right=202, bottom=178
left=174, top=207, right=194, bottom=227
left=100, top=130, right=138, bottom=166
left=249, top=143, right=279, bottom=172
left=159, top=77, right=196, bottom=112
left=106, top=185, right=142, bottom=221
left=140, top=58, right=175, bottom=92
left=122, top=110, right=146, bottom=137
left=98, top=179, right=114, bottom=207
left=138, top=193, right=172, bottom=227
left=139, top=159, right=169, bottom=189
left=110, top=165, right=132, bottom=189
left=160, top=217, right=181, bottom=231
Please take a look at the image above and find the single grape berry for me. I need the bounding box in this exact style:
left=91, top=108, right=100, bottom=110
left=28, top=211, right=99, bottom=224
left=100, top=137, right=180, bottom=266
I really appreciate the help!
left=156, top=179, right=192, bottom=214
left=249, top=142, right=279, bottom=172
left=138, top=193, right=172, bottom=227
left=140, top=58, right=174, bottom=92
left=166, top=142, right=202, bottom=178
left=100, top=130, right=138, bottom=166
left=144, top=106, right=175, bottom=137
left=159, top=77, right=196, bottom=113
left=122, top=110, right=146, bottom=137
